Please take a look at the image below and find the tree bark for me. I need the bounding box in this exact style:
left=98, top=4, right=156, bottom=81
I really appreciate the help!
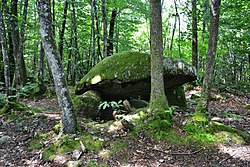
left=107, top=8, right=117, bottom=57
left=95, top=5, right=102, bottom=61
left=10, top=0, right=21, bottom=88
left=91, top=0, right=96, bottom=64
left=196, top=0, right=221, bottom=114
left=38, top=41, right=45, bottom=82
left=18, top=0, right=28, bottom=84
left=36, top=0, right=77, bottom=134
left=10, top=0, right=27, bottom=88
left=2, top=0, right=15, bottom=84
left=169, top=0, right=178, bottom=53
left=58, top=0, right=68, bottom=60
left=0, top=11, right=11, bottom=95
left=149, top=0, right=168, bottom=112
left=192, top=0, right=198, bottom=69
left=102, top=0, right=108, bottom=58
left=70, top=0, right=79, bottom=86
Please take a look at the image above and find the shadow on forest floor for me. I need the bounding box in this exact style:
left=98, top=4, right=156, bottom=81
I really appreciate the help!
left=0, top=88, right=249, bottom=167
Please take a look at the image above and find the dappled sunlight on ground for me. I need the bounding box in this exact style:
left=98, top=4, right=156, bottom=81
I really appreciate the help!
left=218, top=144, right=250, bottom=161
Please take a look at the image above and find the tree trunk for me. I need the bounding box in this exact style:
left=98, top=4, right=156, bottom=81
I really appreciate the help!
left=0, top=11, right=11, bottom=95
left=102, top=0, right=108, bottom=58
left=169, top=0, right=178, bottom=53
left=107, top=8, right=117, bottom=57
left=10, top=0, right=21, bottom=88
left=91, top=0, right=96, bottom=64
left=195, top=0, right=221, bottom=116
left=10, top=0, right=27, bottom=88
left=18, top=0, right=28, bottom=84
left=36, top=0, right=77, bottom=134
left=149, top=0, right=168, bottom=112
left=58, top=0, right=68, bottom=60
left=95, top=5, right=102, bottom=61
left=70, top=0, right=79, bottom=86
left=33, top=41, right=38, bottom=75
left=2, top=0, right=15, bottom=84
left=192, top=0, right=198, bottom=69
left=38, top=41, right=45, bottom=82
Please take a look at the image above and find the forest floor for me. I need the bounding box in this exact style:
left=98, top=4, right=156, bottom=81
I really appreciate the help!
left=0, top=88, right=249, bottom=167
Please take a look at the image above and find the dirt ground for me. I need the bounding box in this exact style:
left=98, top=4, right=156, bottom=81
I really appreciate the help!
left=0, top=90, right=249, bottom=167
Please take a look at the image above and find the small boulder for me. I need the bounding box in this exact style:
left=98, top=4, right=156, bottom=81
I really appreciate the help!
left=72, top=91, right=101, bottom=118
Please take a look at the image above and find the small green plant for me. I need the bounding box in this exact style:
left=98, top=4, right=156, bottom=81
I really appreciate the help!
left=98, top=100, right=123, bottom=110
left=29, top=139, right=44, bottom=150
left=18, top=82, right=40, bottom=97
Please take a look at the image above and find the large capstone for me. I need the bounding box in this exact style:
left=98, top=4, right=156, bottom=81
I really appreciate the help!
left=76, top=51, right=196, bottom=101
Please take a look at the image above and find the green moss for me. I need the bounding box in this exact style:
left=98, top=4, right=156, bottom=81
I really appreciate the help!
left=38, top=133, right=49, bottom=139
left=86, top=160, right=108, bottom=167
left=29, top=139, right=43, bottom=150
left=79, top=51, right=151, bottom=85
left=42, top=133, right=106, bottom=161
left=43, top=145, right=57, bottom=160
left=110, top=140, right=128, bottom=156
left=211, top=121, right=250, bottom=141
left=215, top=131, right=245, bottom=144
left=80, top=135, right=106, bottom=153
left=191, top=102, right=209, bottom=128
left=57, top=138, right=80, bottom=153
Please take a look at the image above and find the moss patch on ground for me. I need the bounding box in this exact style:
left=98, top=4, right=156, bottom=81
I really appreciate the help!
left=42, top=133, right=107, bottom=161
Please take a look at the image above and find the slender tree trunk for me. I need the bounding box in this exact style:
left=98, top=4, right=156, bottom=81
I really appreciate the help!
left=192, top=0, right=198, bottom=69
left=37, top=0, right=77, bottom=134
left=195, top=0, right=221, bottom=115
left=18, top=0, right=28, bottom=84
left=51, top=0, right=56, bottom=37
left=67, top=32, right=73, bottom=82
left=0, top=11, right=11, bottom=95
left=71, top=0, right=79, bottom=86
left=10, top=0, right=27, bottom=88
left=102, top=0, right=108, bottom=58
left=150, top=0, right=168, bottom=112
left=38, top=41, right=45, bottom=82
left=115, top=13, right=119, bottom=54
left=107, top=8, right=117, bottom=56
left=58, top=0, right=68, bottom=60
left=33, top=40, right=38, bottom=74
left=178, top=14, right=181, bottom=58
left=169, top=0, right=178, bottom=53
left=10, top=0, right=21, bottom=88
left=2, top=0, right=15, bottom=84
left=200, top=0, right=209, bottom=69
left=91, top=0, right=96, bottom=64
left=95, top=5, right=102, bottom=61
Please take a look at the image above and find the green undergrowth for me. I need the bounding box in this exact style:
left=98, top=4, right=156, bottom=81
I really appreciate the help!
left=41, top=133, right=107, bottom=161
left=132, top=106, right=248, bottom=148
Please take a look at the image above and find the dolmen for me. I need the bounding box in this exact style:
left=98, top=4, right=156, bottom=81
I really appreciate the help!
left=75, top=51, right=196, bottom=113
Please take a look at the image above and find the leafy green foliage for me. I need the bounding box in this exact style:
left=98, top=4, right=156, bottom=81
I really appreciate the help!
left=18, top=82, right=40, bottom=97
left=99, top=100, right=123, bottom=110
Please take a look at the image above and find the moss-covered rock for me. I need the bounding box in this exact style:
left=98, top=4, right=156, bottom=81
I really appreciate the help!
left=76, top=51, right=196, bottom=101
left=72, top=91, right=101, bottom=118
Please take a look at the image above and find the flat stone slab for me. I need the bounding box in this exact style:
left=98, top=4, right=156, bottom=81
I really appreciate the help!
left=76, top=51, right=196, bottom=100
